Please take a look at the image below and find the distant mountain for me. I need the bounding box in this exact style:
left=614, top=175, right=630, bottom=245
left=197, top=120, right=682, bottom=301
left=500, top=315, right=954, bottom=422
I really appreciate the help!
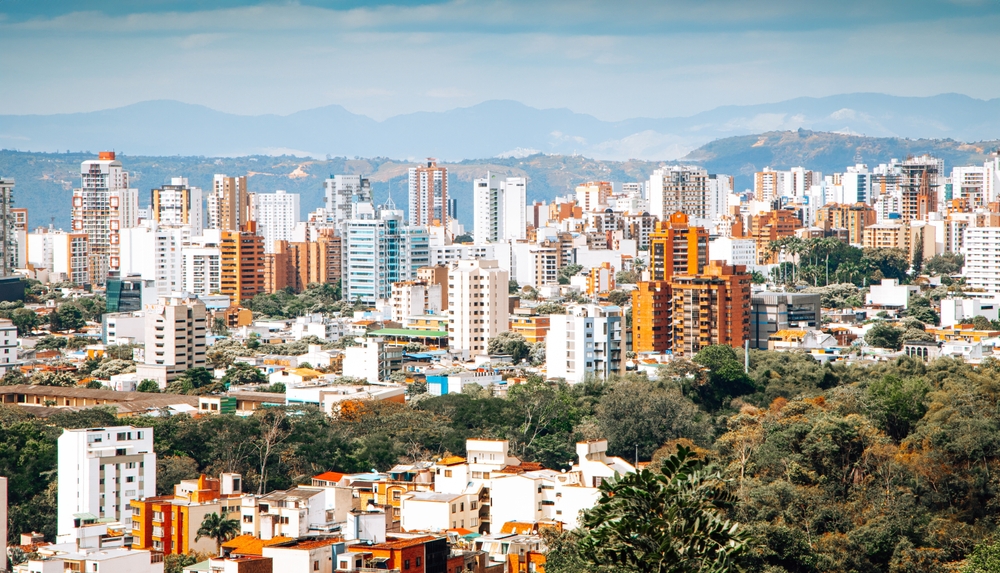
left=2, top=94, right=1000, bottom=161
left=3, top=130, right=998, bottom=231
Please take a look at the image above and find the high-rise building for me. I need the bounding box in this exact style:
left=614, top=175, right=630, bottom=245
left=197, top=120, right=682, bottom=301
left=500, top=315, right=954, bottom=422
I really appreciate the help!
left=748, top=209, right=803, bottom=265
left=26, top=228, right=90, bottom=285
left=408, top=159, right=449, bottom=228
left=545, top=304, right=622, bottom=383
left=962, top=227, right=1000, bottom=295
left=220, top=223, right=266, bottom=305
left=105, top=273, right=157, bottom=314
left=575, top=181, right=612, bottom=213
left=389, top=280, right=443, bottom=323
left=669, top=261, right=751, bottom=357
left=207, top=175, right=250, bottom=232
left=253, top=190, right=301, bottom=253
left=182, top=230, right=223, bottom=298
left=323, top=174, right=372, bottom=228
left=649, top=166, right=715, bottom=225
left=0, top=178, right=16, bottom=276
left=71, top=152, right=140, bottom=284
left=11, top=207, right=27, bottom=270
left=152, top=177, right=203, bottom=235
left=343, top=207, right=430, bottom=304
left=0, top=319, right=20, bottom=377
left=265, top=231, right=342, bottom=294
left=447, top=259, right=509, bottom=360
left=136, top=295, right=207, bottom=387
left=648, top=212, right=708, bottom=281
left=473, top=172, right=527, bottom=243
left=815, top=203, right=877, bottom=245
left=118, top=222, right=187, bottom=298
left=842, top=165, right=873, bottom=205
left=57, top=426, right=156, bottom=537
left=631, top=281, right=672, bottom=354
left=952, top=166, right=988, bottom=208
left=899, top=155, right=943, bottom=220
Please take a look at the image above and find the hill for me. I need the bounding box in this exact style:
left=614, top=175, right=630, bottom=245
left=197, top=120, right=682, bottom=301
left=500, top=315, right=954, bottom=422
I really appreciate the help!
left=2, top=93, right=1000, bottom=161
left=3, top=130, right=998, bottom=230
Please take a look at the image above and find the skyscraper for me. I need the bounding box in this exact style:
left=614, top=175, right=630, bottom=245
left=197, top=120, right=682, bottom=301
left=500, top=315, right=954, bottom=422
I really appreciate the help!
left=71, top=152, right=140, bottom=284
left=899, top=155, right=943, bottom=220
left=152, top=177, right=203, bottom=235
left=669, top=261, right=751, bottom=357
left=207, top=174, right=250, bottom=231
left=343, top=206, right=430, bottom=304
left=220, top=223, right=266, bottom=305
left=447, top=258, right=509, bottom=360
left=409, top=159, right=448, bottom=228
left=0, top=178, right=16, bottom=276
left=648, top=166, right=714, bottom=226
left=323, top=174, right=372, bottom=228
left=253, top=190, right=301, bottom=252
left=473, top=172, right=527, bottom=244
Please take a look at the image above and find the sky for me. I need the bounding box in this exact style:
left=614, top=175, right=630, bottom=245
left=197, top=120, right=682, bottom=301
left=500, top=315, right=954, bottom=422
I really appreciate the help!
left=2, top=0, right=999, bottom=121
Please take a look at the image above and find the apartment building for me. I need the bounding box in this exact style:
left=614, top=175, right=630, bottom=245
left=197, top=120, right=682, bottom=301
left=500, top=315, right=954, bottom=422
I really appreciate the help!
left=545, top=304, right=623, bottom=384
left=648, top=212, right=708, bottom=281
left=631, top=281, right=673, bottom=354
left=137, top=295, right=207, bottom=387
left=57, top=426, right=156, bottom=537
left=749, top=292, right=821, bottom=350
left=266, top=232, right=342, bottom=294
left=131, top=473, right=243, bottom=555
left=342, top=337, right=403, bottom=383
left=815, top=202, right=877, bottom=245
left=0, top=177, right=15, bottom=276
left=71, top=152, right=140, bottom=284
left=323, top=174, right=372, bottom=228
left=254, top=191, right=301, bottom=253
left=239, top=486, right=352, bottom=540
left=0, top=319, right=19, bottom=376
left=899, top=155, right=943, bottom=220
left=26, top=228, right=89, bottom=284
left=649, top=166, right=715, bottom=225
left=574, top=181, right=612, bottom=213
left=182, top=230, right=223, bottom=297
left=390, top=280, right=443, bottom=323
left=343, top=207, right=430, bottom=304
left=473, top=172, right=527, bottom=243
left=669, top=261, right=751, bottom=357
left=208, top=175, right=250, bottom=232
left=748, top=209, right=803, bottom=265
left=221, top=223, right=266, bottom=305
left=409, top=160, right=449, bottom=228
left=962, top=227, right=1000, bottom=295
left=152, top=177, right=203, bottom=235
left=447, top=259, right=510, bottom=360
left=118, top=222, right=187, bottom=298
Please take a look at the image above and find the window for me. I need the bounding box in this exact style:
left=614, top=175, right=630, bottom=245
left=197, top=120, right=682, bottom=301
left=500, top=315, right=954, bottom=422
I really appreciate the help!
left=392, top=491, right=401, bottom=501
left=126, top=476, right=135, bottom=483
left=416, top=557, right=422, bottom=566
left=404, top=559, right=411, bottom=570
left=444, top=470, right=452, bottom=478
left=451, top=503, right=457, bottom=513
left=313, top=561, right=319, bottom=571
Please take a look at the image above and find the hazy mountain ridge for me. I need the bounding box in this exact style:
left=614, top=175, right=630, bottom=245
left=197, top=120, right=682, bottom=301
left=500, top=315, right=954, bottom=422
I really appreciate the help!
left=3, top=93, right=1000, bottom=162
left=3, top=130, right=998, bottom=231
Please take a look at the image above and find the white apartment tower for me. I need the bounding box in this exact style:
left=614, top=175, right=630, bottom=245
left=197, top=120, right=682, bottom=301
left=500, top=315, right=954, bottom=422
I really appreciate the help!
left=0, top=319, right=20, bottom=376
left=139, top=295, right=207, bottom=387
left=324, top=174, right=372, bottom=228
left=57, top=426, right=156, bottom=537
left=71, top=152, right=140, bottom=284
left=409, top=160, right=449, bottom=228
left=545, top=304, right=622, bottom=384
left=962, top=227, right=1000, bottom=295
left=473, top=172, right=527, bottom=244
left=254, top=190, right=301, bottom=252
left=0, top=178, right=16, bottom=276
left=207, top=174, right=250, bottom=232
left=448, top=259, right=509, bottom=360
left=152, top=177, right=203, bottom=235
left=182, top=230, right=223, bottom=297
left=118, top=222, right=187, bottom=298
left=26, top=228, right=90, bottom=284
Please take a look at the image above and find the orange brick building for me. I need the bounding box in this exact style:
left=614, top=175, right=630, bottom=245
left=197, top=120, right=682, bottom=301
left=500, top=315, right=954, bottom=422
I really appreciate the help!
left=264, top=230, right=342, bottom=294
left=346, top=535, right=449, bottom=573
left=669, top=261, right=751, bottom=357
left=747, top=209, right=802, bottom=264
left=648, top=212, right=708, bottom=281
left=131, top=474, right=244, bottom=555
left=221, top=222, right=266, bottom=304
left=815, top=202, right=877, bottom=245
left=631, top=281, right=672, bottom=354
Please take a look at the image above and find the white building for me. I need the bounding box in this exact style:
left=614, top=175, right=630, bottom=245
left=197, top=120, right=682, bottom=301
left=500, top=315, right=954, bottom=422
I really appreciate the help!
left=709, top=237, right=758, bottom=271
left=448, top=259, right=510, bottom=360
left=182, top=230, right=223, bottom=298
left=240, top=486, right=352, bottom=539
left=0, top=319, right=18, bottom=376
left=430, top=243, right=497, bottom=267
left=963, top=227, right=1000, bottom=296
left=26, top=229, right=88, bottom=285
left=473, top=173, right=527, bottom=244
left=57, top=426, right=156, bottom=537
left=152, top=177, right=203, bottom=235
left=400, top=491, right=481, bottom=532
left=545, top=304, right=622, bottom=383
left=71, top=152, right=140, bottom=284
left=136, top=295, right=207, bottom=387
left=102, top=311, right=146, bottom=345
left=390, top=280, right=443, bottom=323
left=323, top=174, right=372, bottom=228
left=342, top=337, right=401, bottom=383
left=865, top=279, right=920, bottom=309
left=842, top=165, right=873, bottom=204
left=118, top=222, right=187, bottom=298
left=648, top=166, right=715, bottom=226
left=253, top=190, right=301, bottom=253
left=343, top=206, right=430, bottom=304
left=940, top=298, right=1000, bottom=328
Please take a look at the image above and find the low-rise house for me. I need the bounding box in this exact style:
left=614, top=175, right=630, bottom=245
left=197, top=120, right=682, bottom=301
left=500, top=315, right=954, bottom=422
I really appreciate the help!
left=240, top=486, right=352, bottom=539
left=400, top=491, right=482, bottom=532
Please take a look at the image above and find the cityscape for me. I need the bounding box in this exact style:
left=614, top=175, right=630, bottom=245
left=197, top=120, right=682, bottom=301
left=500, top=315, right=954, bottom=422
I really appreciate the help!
left=3, top=1, right=1000, bottom=573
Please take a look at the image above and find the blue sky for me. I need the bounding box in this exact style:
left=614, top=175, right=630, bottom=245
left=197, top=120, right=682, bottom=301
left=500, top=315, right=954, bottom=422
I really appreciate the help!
left=2, top=0, right=999, bottom=120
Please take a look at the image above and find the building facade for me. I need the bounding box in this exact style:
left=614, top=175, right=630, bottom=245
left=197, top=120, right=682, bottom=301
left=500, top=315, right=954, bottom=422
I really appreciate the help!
left=409, top=160, right=449, bottom=228
left=447, top=259, right=510, bottom=360
left=152, top=177, right=203, bottom=235
left=545, top=304, right=623, bottom=383
left=71, top=152, right=140, bottom=284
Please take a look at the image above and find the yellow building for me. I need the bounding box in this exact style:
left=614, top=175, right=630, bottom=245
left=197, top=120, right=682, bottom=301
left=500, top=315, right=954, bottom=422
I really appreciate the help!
left=131, top=474, right=244, bottom=555
left=510, top=315, right=551, bottom=344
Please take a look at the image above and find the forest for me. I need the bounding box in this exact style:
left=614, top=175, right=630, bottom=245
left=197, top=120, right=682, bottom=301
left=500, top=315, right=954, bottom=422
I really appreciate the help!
left=5, top=346, right=1000, bottom=572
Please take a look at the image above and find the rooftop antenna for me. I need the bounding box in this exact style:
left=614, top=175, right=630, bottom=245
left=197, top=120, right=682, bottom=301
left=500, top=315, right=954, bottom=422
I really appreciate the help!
left=384, top=180, right=397, bottom=210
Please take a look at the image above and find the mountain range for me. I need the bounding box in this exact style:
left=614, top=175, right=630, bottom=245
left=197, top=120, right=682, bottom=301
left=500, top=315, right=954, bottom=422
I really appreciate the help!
left=3, top=129, right=998, bottom=232
left=3, top=93, right=1000, bottom=161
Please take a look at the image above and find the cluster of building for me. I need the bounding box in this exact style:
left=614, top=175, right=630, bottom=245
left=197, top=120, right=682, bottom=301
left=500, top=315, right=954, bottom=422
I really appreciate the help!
left=3, top=425, right=633, bottom=573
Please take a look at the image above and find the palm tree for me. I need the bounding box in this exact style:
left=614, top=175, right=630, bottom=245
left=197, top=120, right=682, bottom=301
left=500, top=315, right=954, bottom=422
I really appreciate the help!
left=196, top=512, right=240, bottom=556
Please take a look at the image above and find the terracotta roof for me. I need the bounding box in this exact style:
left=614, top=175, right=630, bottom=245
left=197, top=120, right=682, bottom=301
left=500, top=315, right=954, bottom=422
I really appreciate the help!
left=500, top=522, right=538, bottom=535
left=313, top=471, right=346, bottom=483
left=222, top=534, right=294, bottom=556
left=496, top=462, right=545, bottom=474
left=447, top=528, right=474, bottom=536
left=349, top=535, right=440, bottom=551
left=437, top=456, right=466, bottom=466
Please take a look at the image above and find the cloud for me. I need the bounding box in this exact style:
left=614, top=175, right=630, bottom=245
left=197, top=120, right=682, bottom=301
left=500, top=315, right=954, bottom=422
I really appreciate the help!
left=425, top=88, right=474, bottom=98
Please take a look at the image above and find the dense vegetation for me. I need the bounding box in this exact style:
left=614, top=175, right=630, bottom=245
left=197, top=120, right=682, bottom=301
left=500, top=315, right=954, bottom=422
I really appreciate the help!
left=8, top=348, right=1000, bottom=571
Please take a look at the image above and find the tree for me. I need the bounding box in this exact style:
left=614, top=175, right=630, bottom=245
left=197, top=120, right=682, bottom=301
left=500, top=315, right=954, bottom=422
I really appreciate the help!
left=35, top=336, right=68, bottom=351
left=454, top=233, right=473, bottom=243
left=509, top=279, right=520, bottom=295
left=257, top=382, right=285, bottom=393
left=865, top=322, right=904, bottom=350
left=85, top=380, right=103, bottom=389
left=10, top=308, right=40, bottom=336
left=221, top=362, right=267, bottom=386
left=49, top=304, right=86, bottom=332
left=925, top=252, right=963, bottom=277
left=963, top=538, right=1000, bottom=573
left=558, top=264, right=584, bottom=285
left=616, top=270, right=640, bottom=284
left=692, top=345, right=757, bottom=411
left=211, top=317, right=230, bottom=336
left=535, top=302, right=567, bottom=315
left=195, top=512, right=240, bottom=555
left=606, top=290, right=632, bottom=307
left=911, top=229, right=925, bottom=275
left=487, top=331, right=530, bottom=362
left=166, top=367, right=221, bottom=395
left=750, top=270, right=767, bottom=284
left=529, top=341, right=546, bottom=366
left=577, top=445, right=748, bottom=573
left=157, top=455, right=200, bottom=495
left=1, top=369, right=26, bottom=386
left=136, top=379, right=161, bottom=393
left=31, top=371, right=76, bottom=387
left=864, top=375, right=929, bottom=442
